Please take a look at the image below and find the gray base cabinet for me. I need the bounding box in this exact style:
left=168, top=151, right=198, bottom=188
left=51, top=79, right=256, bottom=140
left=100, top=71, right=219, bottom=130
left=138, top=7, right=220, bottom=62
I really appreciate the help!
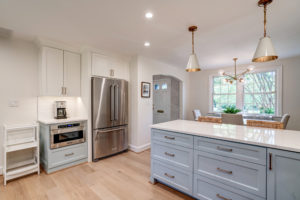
left=267, top=149, right=300, bottom=200
left=151, top=128, right=300, bottom=200
left=39, top=123, right=88, bottom=173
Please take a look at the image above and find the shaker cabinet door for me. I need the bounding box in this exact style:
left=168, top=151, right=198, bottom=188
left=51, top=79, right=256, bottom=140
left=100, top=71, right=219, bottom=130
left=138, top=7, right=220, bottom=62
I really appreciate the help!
left=267, top=149, right=300, bottom=200
left=63, top=51, right=81, bottom=96
left=40, top=47, right=64, bottom=96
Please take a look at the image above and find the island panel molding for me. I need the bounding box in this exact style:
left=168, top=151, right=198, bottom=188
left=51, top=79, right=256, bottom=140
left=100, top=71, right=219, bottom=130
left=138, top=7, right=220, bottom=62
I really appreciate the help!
left=150, top=120, right=300, bottom=200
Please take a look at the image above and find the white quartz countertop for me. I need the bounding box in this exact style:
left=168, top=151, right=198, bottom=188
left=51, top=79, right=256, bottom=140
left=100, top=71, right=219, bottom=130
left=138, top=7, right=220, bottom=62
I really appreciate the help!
left=38, top=117, right=88, bottom=125
left=151, top=120, right=300, bottom=153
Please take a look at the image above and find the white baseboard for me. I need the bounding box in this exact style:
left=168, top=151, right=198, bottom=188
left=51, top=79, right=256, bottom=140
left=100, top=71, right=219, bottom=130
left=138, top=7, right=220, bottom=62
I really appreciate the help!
left=129, top=143, right=150, bottom=153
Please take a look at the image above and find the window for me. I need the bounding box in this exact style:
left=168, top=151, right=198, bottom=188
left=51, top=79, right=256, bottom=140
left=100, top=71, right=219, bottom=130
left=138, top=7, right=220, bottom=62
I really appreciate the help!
left=212, top=76, right=236, bottom=112
left=161, top=83, right=168, bottom=90
left=243, top=71, right=276, bottom=114
left=209, top=67, right=282, bottom=115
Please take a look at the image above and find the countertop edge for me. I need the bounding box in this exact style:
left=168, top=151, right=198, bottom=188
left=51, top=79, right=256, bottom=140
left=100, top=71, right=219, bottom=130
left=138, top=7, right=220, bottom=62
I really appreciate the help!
left=151, top=126, right=300, bottom=153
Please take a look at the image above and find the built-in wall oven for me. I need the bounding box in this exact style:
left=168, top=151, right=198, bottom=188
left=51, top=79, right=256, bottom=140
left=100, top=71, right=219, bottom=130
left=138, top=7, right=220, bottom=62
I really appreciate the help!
left=50, top=122, right=86, bottom=149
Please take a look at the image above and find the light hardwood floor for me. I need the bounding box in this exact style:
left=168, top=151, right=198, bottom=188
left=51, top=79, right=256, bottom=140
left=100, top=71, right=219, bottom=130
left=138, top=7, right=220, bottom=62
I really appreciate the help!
left=0, top=150, right=194, bottom=200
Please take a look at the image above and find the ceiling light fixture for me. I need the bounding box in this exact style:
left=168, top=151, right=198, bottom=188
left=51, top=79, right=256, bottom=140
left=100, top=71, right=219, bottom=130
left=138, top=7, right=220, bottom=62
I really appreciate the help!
left=145, top=12, right=153, bottom=19
left=219, top=58, right=255, bottom=84
left=252, top=0, right=278, bottom=62
left=144, top=42, right=150, bottom=47
left=186, top=26, right=201, bottom=72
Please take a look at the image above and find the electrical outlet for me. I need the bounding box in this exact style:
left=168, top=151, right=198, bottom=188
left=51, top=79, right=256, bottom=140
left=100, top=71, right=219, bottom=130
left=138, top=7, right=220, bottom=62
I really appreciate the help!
left=8, top=100, right=19, bottom=107
left=110, top=69, right=115, bottom=77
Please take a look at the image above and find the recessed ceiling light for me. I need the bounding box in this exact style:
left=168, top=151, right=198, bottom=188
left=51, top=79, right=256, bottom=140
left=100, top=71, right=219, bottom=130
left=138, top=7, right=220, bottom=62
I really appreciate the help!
left=145, top=12, right=153, bottom=19
left=144, top=42, right=150, bottom=47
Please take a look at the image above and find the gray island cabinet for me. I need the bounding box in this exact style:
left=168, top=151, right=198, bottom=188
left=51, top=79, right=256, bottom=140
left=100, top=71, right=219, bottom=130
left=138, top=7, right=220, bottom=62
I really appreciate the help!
left=150, top=120, right=300, bottom=200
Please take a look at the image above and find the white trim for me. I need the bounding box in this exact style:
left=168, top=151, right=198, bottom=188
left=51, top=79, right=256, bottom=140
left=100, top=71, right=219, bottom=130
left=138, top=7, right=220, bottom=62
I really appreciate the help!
left=209, top=65, right=282, bottom=115
left=129, top=143, right=151, bottom=153
left=0, top=166, right=2, bottom=175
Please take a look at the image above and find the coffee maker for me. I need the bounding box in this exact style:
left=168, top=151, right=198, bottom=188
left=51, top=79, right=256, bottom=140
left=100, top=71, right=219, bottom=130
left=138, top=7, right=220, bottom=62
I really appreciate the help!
left=54, top=101, right=67, bottom=119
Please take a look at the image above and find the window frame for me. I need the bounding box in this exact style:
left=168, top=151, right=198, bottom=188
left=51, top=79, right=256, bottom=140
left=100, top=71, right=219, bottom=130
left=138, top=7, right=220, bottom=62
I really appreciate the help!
left=208, top=65, right=282, bottom=116
left=211, top=76, right=237, bottom=112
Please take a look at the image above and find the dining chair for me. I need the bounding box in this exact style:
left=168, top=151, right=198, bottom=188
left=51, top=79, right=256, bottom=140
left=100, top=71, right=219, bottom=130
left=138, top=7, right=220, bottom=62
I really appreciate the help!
left=192, top=109, right=202, bottom=121
left=247, top=120, right=284, bottom=129
left=198, top=116, right=222, bottom=123
left=221, top=114, right=244, bottom=125
left=281, top=114, right=290, bottom=129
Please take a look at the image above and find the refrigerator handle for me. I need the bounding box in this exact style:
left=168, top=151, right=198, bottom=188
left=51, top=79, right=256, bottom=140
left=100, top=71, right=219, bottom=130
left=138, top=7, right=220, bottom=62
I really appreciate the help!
left=114, top=85, right=119, bottom=120
left=110, top=84, right=115, bottom=121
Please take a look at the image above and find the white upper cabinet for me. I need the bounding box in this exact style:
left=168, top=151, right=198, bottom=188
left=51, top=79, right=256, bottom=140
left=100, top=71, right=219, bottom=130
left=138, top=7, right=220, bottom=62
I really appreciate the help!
left=92, top=53, right=129, bottom=81
left=63, top=51, right=81, bottom=96
left=39, top=46, right=81, bottom=96
left=40, top=47, right=64, bottom=96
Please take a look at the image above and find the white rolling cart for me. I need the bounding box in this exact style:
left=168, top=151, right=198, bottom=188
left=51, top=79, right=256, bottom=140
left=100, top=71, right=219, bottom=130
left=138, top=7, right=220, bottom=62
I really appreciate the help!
left=3, top=123, right=40, bottom=185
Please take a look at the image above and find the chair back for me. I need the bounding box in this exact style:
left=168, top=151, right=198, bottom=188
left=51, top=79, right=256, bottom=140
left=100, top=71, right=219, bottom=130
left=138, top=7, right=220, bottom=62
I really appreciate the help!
left=281, top=114, right=290, bottom=129
left=192, top=109, right=202, bottom=121
left=198, top=116, right=222, bottom=123
left=221, top=114, right=244, bottom=125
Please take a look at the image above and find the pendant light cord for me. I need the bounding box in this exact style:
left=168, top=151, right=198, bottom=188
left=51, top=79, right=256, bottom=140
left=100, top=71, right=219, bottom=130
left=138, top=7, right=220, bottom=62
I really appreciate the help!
left=234, top=59, right=237, bottom=77
left=264, top=4, right=267, bottom=37
left=192, top=31, right=195, bottom=54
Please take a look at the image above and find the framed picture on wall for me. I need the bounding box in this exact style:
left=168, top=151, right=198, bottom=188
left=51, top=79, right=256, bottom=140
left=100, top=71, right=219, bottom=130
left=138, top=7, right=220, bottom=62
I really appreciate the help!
left=141, top=82, right=151, bottom=98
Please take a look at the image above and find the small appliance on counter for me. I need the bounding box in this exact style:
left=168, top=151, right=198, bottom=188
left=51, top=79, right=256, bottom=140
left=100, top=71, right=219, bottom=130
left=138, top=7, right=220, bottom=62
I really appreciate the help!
left=54, top=101, right=67, bottom=119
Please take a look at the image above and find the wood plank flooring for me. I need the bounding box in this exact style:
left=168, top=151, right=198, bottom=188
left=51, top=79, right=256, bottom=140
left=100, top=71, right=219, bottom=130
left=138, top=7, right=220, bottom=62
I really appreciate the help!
left=0, top=150, right=194, bottom=200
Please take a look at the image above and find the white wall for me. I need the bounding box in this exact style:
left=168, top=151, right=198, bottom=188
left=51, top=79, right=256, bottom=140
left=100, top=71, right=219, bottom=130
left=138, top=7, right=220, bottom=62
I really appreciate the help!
left=0, top=38, right=38, bottom=172
left=38, top=96, right=86, bottom=120
left=188, top=55, right=300, bottom=131
left=129, top=56, right=190, bottom=152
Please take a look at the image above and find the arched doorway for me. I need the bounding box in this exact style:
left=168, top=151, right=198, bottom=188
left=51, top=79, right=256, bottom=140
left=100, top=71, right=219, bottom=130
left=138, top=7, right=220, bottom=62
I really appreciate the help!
left=152, top=75, right=182, bottom=124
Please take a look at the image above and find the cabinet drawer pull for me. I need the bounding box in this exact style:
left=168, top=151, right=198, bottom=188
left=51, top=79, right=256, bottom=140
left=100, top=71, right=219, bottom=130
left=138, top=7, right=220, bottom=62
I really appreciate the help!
left=217, top=146, right=233, bottom=152
left=164, top=152, right=175, bottom=157
left=216, top=193, right=232, bottom=200
left=164, top=136, right=175, bottom=140
left=217, top=167, right=232, bottom=174
left=164, top=173, right=175, bottom=179
left=269, top=153, right=272, bottom=170
left=65, top=152, right=74, bottom=157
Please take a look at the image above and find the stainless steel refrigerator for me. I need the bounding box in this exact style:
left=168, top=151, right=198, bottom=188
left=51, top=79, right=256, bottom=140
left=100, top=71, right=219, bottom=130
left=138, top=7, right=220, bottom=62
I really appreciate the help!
left=92, top=77, right=128, bottom=161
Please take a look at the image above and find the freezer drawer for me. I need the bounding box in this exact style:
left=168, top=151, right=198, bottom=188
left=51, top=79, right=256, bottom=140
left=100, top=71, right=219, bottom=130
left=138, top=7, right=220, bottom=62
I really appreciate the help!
left=93, top=126, right=128, bottom=161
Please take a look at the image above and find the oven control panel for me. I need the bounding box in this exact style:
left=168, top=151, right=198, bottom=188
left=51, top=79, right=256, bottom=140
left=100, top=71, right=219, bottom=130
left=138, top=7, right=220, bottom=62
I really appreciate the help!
left=58, top=123, right=80, bottom=129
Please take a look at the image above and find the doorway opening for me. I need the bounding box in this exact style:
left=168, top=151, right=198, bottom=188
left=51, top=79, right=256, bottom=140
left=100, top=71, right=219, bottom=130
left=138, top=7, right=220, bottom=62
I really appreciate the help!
left=153, top=75, right=183, bottom=124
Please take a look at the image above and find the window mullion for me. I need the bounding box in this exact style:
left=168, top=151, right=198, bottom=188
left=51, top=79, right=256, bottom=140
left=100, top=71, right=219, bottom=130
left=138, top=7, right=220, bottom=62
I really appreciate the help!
left=236, top=82, right=243, bottom=111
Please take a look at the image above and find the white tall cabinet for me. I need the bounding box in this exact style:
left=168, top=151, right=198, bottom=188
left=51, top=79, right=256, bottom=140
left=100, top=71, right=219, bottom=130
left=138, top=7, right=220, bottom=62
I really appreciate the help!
left=39, top=46, right=81, bottom=96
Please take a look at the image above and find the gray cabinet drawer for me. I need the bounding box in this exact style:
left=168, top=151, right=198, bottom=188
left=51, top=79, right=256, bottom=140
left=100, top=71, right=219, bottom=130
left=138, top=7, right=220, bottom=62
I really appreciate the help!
left=152, top=140, right=193, bottom=171
left=48, top=143, right=87, bottom=169
left=152, top=129, right=193, bottom=148
left=194, top=136, right=266, bottom=165
left=194, top=150, right=266, bottom=197
left=152, top=160, right=193, bottom=195
left=194, top=174, right=265, bottom=200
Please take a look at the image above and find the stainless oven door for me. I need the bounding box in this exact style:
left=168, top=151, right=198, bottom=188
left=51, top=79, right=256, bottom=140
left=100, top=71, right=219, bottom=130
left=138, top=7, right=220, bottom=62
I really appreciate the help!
left=50, top=126, right=85, bottom=149
left=92, top=125, right=128, bottom=161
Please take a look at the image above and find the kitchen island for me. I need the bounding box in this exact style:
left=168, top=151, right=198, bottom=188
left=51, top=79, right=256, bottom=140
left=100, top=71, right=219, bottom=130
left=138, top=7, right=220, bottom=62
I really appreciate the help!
left=150, top=120, right=300, bottom=200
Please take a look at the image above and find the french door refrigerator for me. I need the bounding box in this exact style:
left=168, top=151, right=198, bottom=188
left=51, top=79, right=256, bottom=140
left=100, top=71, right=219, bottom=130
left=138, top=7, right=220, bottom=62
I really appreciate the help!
left=92, top=77, right=128, bottom=161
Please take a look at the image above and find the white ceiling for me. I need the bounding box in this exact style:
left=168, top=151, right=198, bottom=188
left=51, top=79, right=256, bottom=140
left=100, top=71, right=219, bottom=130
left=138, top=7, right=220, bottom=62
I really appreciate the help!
left=0, top=0, right=300, bottom=69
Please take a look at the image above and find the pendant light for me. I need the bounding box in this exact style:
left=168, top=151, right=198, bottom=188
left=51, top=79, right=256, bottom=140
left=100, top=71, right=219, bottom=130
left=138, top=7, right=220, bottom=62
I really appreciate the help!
left=252, top=0, right=278, bottom=62
left=186, top=26, right=201, bottom=72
